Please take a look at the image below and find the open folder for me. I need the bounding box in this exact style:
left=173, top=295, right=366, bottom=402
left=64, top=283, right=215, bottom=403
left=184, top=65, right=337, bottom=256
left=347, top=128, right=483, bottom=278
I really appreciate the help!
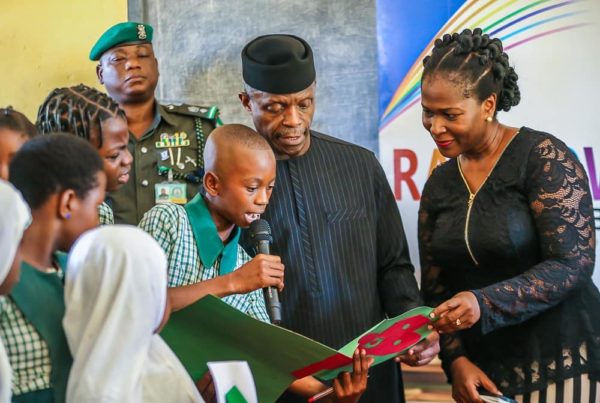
left=161, top=295, right=433, bottom=402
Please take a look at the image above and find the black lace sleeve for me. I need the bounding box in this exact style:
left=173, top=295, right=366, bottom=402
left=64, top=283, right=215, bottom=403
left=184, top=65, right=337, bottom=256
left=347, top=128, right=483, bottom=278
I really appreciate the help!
left=419, top=178, right=467, bottom=370
left=472, top=136, right=596, bottom=334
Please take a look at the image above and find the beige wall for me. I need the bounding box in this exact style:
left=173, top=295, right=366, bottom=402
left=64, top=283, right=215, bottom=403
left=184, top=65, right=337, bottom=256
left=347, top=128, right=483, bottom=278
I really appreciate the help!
left=0, top=0, right=127, bottom=120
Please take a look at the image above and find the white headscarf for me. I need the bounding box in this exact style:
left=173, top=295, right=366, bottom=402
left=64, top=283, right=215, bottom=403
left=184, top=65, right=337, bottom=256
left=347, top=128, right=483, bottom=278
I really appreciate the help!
left=0, top=180, right=31, bottom=403
left=63, top=225, right=203, bottom=403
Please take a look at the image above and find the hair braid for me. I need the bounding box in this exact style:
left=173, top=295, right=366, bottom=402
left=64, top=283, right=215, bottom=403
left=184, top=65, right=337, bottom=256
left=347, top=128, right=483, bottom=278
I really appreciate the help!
left=423, top=28, right=521, bottom=113
left=37, top=84, right=126, bottom=148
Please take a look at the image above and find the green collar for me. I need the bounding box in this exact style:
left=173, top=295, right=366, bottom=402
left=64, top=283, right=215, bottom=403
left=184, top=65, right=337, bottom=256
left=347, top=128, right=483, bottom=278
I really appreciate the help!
left=184, top=194, right=240, bottom=275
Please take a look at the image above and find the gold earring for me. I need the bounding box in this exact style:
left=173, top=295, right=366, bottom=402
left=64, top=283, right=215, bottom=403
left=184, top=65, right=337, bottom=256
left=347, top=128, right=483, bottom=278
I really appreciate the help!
left=486, top=116, right=493, bottom=122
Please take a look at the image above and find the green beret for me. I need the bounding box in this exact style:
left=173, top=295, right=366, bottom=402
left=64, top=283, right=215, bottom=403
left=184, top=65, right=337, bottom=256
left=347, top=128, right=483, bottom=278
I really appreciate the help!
left=242, top=34, right=315, bottom=94
left=89, top=22, right=153, bottom=61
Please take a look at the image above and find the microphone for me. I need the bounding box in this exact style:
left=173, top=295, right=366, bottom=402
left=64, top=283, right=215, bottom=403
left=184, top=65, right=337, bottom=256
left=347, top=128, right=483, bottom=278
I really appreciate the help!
left=248, top=219, right=282, bottom=325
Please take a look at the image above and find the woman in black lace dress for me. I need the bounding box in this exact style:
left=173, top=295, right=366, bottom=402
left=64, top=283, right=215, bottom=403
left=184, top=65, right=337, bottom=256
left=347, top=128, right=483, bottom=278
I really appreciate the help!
left=419, top=28, right=600, bottom=403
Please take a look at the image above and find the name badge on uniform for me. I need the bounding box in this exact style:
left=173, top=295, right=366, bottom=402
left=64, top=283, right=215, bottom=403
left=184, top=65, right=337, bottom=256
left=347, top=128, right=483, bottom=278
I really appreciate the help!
left=155, top=182, right=187, bottom=205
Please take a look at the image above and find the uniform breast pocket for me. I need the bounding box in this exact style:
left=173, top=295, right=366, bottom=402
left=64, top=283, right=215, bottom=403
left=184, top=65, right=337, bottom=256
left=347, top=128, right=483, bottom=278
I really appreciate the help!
left=325, top=207, right=369, bottom=250
left=324, top=206, right=372, bottom=280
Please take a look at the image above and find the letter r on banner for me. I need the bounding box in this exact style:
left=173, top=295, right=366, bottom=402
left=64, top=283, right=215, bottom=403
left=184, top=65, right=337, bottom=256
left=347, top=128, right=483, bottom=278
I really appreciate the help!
left=394, top=149, right=420, bottom=201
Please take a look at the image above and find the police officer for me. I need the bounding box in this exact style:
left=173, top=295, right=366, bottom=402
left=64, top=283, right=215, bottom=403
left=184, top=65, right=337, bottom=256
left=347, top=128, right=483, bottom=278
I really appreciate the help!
left=90, top=22, right=218, bottom=224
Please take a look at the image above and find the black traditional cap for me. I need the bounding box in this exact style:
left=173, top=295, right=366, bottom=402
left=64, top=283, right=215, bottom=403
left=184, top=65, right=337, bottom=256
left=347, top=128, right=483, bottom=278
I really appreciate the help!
left=242, top=34, right=315, bottom=94
left=89, top=22, right=153, bottom=61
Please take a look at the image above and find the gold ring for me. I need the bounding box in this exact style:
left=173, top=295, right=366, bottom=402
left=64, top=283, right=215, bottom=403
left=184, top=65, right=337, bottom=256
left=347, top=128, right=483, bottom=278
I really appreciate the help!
left=455, top=318, right=462, bottom=327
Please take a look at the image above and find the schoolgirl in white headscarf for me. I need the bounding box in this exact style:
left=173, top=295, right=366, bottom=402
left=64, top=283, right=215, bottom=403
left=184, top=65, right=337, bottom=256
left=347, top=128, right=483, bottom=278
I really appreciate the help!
left=0, top=180, right=31, bottom=403
left=63, top=225, right=203, bottom=403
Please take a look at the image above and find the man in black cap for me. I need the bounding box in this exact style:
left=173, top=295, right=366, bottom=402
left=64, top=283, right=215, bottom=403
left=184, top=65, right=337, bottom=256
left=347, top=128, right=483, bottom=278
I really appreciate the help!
left=239, top=34, right=440, bottom=402
left=90, top=22, right=219, bottom=224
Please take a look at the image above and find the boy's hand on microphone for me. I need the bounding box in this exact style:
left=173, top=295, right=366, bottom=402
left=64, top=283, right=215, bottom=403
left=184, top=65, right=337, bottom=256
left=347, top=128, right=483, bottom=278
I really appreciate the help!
left=230, top=254, right=284, bottom=294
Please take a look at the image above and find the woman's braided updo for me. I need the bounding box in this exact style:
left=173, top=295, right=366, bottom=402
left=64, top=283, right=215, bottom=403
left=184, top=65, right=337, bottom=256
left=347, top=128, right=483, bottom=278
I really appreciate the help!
left=423, top=28, right=520, bottom=113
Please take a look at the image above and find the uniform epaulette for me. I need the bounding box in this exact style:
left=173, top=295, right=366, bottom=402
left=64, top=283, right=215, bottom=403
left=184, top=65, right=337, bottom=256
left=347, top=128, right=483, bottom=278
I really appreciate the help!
left=162, top=103, right=220, bottom=121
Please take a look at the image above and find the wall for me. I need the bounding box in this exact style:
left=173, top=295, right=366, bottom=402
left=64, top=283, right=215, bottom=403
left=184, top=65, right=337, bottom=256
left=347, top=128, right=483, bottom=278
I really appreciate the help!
left=129, top=0, right=379, bottom=153
left=0, top=0, right=127, bottom=120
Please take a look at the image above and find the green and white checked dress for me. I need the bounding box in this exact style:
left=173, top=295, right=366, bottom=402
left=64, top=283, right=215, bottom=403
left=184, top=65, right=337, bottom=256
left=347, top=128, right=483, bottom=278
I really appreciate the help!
left=139, top=202, right=269, bottom=322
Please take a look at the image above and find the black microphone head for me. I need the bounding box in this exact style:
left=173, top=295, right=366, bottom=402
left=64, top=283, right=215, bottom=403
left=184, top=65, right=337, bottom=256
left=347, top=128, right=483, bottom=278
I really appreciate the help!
left=249, top=219, right=271, bottom=243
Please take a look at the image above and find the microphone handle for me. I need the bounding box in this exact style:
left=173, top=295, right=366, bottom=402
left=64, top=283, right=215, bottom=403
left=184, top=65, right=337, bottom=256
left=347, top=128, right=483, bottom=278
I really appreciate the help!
left=257, top=239, right=282, bottom=324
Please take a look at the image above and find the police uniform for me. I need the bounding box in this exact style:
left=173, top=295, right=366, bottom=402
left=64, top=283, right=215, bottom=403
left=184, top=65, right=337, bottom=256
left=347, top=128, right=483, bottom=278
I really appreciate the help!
left=106, top=103, right=217, bottom=224
left=90, top=22, right=220, bottom=224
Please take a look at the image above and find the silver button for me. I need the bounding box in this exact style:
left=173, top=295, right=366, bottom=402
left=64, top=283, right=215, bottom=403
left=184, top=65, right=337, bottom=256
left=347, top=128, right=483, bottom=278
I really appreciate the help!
left=141, top=180, right=149, bottom=187
left=141, top=146, right=148, bottom=154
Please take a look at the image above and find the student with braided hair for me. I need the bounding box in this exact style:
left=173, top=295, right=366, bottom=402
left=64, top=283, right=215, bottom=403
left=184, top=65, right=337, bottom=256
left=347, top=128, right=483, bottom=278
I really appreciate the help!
left=419, top=28, right=600, bottom=402
left=0, top=106, right=37, bottom=180
left=37, top=84, right=132, bottom=225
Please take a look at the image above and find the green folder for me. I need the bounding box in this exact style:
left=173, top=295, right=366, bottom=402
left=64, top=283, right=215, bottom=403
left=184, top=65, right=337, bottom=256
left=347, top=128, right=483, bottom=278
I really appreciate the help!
left=161, top=295, right=432, bottom=402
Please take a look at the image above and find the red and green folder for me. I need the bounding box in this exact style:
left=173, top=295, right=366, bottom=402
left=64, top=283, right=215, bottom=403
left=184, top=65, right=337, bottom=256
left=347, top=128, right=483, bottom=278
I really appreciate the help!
left=161, top=295, right=432, bottom=402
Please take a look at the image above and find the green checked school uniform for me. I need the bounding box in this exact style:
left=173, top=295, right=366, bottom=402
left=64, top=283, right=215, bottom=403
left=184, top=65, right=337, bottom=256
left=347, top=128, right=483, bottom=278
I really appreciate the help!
left=0, top=254, right=72, bottom=403
left=98, top=201, right=114, bottom=225
left=139, top=194, right=270, bottom=322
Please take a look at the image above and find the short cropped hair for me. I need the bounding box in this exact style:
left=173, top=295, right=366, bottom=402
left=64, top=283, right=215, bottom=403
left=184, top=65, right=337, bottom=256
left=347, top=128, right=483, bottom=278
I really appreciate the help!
left=9, top=134, right=103, bottom=209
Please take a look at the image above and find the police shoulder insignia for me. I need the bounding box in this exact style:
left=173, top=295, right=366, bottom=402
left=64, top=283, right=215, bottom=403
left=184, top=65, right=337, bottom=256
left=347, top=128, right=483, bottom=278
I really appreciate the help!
left=163, top=103, right=220, bottom=121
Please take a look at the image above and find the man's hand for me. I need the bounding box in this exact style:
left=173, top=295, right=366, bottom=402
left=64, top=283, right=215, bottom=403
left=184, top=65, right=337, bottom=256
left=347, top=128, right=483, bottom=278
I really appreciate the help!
left=230, top=254, right=284, bottom=294
left=396, top=331, right=440, bottom=366
left=431, top=291, right=480, bottom=334
left=450, top=357, right=502, bottom=403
